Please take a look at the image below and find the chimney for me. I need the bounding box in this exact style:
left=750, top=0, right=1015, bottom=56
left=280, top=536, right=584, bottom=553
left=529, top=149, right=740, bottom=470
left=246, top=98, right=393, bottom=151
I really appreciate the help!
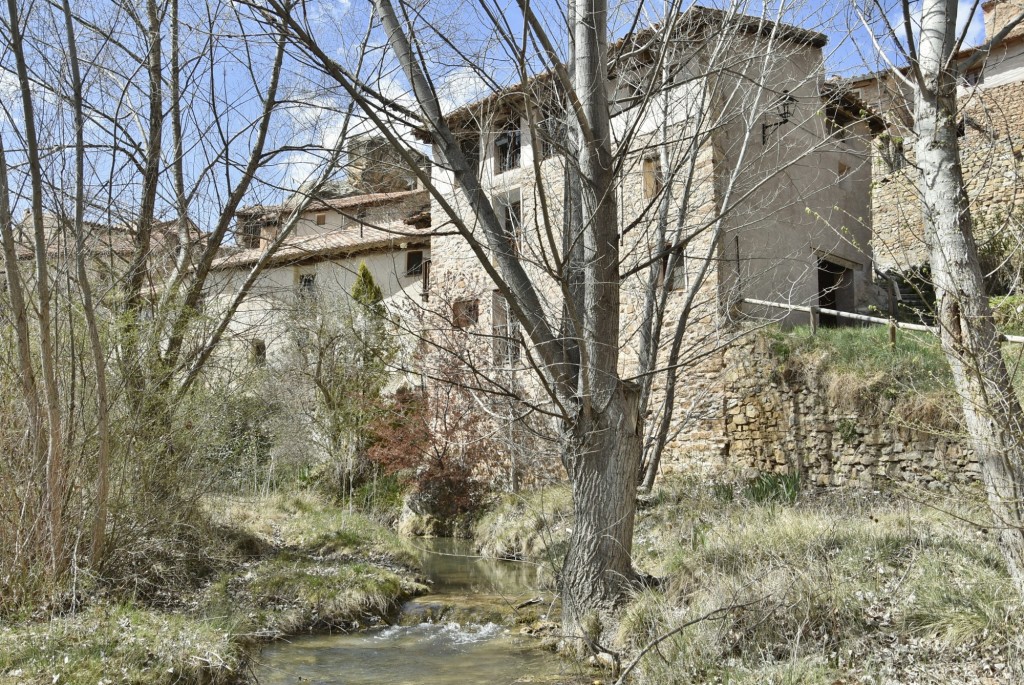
left=983, top=0, right=1024, bottom=42
left=345, top=135, right=420, bottom=194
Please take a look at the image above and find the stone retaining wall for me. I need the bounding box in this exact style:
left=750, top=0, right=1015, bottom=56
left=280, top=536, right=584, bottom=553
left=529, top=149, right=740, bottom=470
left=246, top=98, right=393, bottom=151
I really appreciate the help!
left=664, top=333, right=981, bottom=489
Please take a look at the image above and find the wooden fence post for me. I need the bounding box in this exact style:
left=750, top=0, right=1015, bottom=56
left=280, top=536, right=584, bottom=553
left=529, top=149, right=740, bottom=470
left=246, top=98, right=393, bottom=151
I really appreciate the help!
left=810, top=306, right=819, bottom=335
left=888, top=318, right=897, bottom=346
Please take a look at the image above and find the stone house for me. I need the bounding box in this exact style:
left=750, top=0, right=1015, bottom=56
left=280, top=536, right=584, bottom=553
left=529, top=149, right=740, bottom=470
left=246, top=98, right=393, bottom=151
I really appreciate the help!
left=7, top=212, right=202, bottom=303
left=850, top=0, right=1024, bottom=294
left=419, top=7, right=883, bottom=474
left=208, top=138, right=432, bottom=366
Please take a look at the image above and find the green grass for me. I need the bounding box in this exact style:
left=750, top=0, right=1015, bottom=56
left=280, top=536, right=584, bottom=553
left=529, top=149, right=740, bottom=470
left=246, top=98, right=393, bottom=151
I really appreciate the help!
left=763, top=323, right=1024, bottom=432
left=473, top=484, right=572, bottom=589
left=621, top=476, right=1024, bottom=684
left=0, top=490, right=423, bottom=684
left=0, top=605, right=246, bottom=685
left=991, top=295, right=1024, bottom=335
left=768, top=324, right=951, bottom=395
left=204, top=490, right=417, bottom=567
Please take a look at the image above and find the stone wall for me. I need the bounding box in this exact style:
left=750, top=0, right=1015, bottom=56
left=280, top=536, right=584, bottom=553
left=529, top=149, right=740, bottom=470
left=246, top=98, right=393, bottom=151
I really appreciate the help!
left=853, top=18, right=1024, bottom=275
left=661, top=333, right=981, bottom=489
left=866, top=78, right=1024, bottom=273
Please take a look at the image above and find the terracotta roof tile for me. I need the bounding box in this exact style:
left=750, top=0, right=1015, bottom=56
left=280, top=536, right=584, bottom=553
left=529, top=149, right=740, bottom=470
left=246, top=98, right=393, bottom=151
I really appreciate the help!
left=212, top=222, right=431, bottom=270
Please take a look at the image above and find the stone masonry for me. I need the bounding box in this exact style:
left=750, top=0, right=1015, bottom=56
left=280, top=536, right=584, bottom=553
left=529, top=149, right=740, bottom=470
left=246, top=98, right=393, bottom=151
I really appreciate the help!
left=669, top=332, right=981, bottom=489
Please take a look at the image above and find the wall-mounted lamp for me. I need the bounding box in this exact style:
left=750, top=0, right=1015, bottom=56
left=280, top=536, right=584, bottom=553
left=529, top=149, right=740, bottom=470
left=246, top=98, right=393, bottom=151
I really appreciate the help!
left=761, top=90, right=797, bottom=145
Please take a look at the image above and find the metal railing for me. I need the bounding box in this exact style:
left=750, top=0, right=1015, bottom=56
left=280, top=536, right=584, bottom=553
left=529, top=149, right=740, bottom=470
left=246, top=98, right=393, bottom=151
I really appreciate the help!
left=741, top=297, right=1024, bottom=344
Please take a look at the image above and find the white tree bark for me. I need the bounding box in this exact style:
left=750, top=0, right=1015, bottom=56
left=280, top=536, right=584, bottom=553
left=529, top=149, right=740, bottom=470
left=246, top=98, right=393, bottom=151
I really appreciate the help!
left=914, top=0, right=1024, bottom=588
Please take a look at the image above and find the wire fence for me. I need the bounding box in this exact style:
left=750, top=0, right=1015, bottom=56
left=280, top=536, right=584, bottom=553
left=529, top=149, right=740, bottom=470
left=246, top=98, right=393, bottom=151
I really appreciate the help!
left=740, top=296, right=1024, bottom=345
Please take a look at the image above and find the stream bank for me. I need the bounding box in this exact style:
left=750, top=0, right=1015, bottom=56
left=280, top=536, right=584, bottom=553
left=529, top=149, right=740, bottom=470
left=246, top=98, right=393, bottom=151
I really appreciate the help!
left=0, top=492, right=425, bottom=684
left=254, top=538, right=570, bottom=685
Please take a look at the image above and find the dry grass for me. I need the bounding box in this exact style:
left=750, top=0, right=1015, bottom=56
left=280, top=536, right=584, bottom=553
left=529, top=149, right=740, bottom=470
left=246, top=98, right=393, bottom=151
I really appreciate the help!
left=476, top=476, right=1023, bottom=683
left=0, top=605, right=247, bottom=685
left=473, top=484, right=573, bottom=588
left=622, top=477, right=1024, bottom=684
left=0, top=490, right=423, bottom=684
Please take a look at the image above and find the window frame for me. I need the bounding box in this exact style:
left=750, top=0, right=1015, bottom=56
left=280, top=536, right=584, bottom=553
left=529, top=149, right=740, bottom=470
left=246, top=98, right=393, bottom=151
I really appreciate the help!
left=642, top=156, right=664, bottom=199
left=406, top=250, right=424, bottom=277
left=453, top=298, right=479, bottom=328
left=491, top=290, right=521, bottom=367
left=297, top=271, right=318, bottom=300
left=239, top=220, right=262, bottom=248
left=495, top=117, right=522, bottom=174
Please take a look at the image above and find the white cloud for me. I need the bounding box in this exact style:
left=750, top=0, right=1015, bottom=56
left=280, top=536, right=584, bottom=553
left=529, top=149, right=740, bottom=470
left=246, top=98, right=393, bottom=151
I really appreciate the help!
left=957, top=0, right=986, bottom=47
left=437, top=67, right=489, bottom=115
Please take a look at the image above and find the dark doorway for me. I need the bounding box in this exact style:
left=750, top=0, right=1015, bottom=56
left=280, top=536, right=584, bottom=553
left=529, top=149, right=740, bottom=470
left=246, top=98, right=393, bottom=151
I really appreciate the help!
left=817, top=259, right=855, bottom=327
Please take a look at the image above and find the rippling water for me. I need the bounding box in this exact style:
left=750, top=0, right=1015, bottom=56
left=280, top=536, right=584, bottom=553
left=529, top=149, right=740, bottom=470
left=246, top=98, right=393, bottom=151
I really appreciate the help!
left=253, top=539, right=564, bottom=685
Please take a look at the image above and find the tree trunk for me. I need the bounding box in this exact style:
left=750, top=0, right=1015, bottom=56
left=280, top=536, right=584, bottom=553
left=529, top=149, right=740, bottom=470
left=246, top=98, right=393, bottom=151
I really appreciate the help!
left=915, top=0, right=1024, bottom=588
left=7, top=0, right=67, bottom=574
left=60, top=0, right=112, bottom=568
left=560, top=381, right=642, bottom=653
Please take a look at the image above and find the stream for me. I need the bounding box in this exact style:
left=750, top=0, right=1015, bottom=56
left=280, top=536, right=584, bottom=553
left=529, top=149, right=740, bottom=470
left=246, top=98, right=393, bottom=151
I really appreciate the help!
left=253, top=538, right=567, bottom=684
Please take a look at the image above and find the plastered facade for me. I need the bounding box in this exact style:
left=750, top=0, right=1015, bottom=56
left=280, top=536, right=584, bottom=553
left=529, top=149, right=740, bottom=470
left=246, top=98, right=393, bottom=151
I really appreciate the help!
left=423, top=10, right=880, bottom=473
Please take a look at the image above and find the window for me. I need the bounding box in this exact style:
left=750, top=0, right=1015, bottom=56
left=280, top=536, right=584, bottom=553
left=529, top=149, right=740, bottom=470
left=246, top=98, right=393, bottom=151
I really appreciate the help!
left=297, top=272, right=317, bottom=299
left=660, top=251, right=687, bottom=291
left=251, top=339, right=267, bottom=366
left=315, top=213, right=327, bottom=226
left=495, top=118, right=521, bottom=173
left=406, top=250, right=424, bottom=277
left=960, top=69, right=981, bottom=87
left=453, top=298, right=479, bottom=328
left=458, top=134, right=481, bottom=174
left=879, top=137, right=906, bottom=172
left=642, top=156, right=663, bottom=199
left=501, top=200, right=522, bottom=255
left=491, top=290, right=520, bottom=366
left=539, top=105, right=567, bottom=159
left=239, top=220, right=261, bottom=248
left=420, top=258, right=432, bottom=301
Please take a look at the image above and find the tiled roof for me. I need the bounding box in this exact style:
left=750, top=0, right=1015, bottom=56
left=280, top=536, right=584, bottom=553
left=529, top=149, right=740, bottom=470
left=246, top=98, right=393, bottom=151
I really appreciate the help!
left=14, top=219, right=199, bottom=260
left=236, top=189, right=428, bottom=218
left=212, top=222, right=431, bottom=270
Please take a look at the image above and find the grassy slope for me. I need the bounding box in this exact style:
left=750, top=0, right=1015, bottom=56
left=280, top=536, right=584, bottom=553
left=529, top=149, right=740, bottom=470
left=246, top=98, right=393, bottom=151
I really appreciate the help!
left=0, top=491, right=424, bottom=685
left=476, top=477, right=1024, bottom=684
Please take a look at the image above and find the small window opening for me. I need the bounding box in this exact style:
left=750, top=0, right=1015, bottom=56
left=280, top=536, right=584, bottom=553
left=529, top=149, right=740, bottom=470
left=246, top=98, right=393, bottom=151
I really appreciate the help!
left=297, top=272, right=317, bottom=300
left=421, top=259, right=432, bottom=301
left=453, top=298, right=479, bottom=328
left=880, top=137, right=906, bottom=172
left=659, top=249, right=687, bottom=291
left=491, top=290, right=521, bottom=366
left=239, top=220, right=261, bottom=248
left=495, top=118, right=521, bottom=173
left=251, top=339, right=267, bottom=366
left=315, top=213, right=327, bottom=226
left=643, top=156, right=664, bottom=199
left=406, top=250, right=424, bottom=277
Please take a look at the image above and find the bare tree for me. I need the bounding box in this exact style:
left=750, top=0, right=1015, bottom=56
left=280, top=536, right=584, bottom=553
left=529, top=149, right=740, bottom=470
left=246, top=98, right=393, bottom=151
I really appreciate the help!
left=861, top=0, right=1024, bottom=589
left=0, top=0, right=368, bottom=601
left=259, top=0, right=874, bottom=648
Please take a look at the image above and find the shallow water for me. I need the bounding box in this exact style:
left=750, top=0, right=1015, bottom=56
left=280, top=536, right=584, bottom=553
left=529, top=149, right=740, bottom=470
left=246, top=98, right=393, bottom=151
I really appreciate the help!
left=254, top=538, right=564, bottom=685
